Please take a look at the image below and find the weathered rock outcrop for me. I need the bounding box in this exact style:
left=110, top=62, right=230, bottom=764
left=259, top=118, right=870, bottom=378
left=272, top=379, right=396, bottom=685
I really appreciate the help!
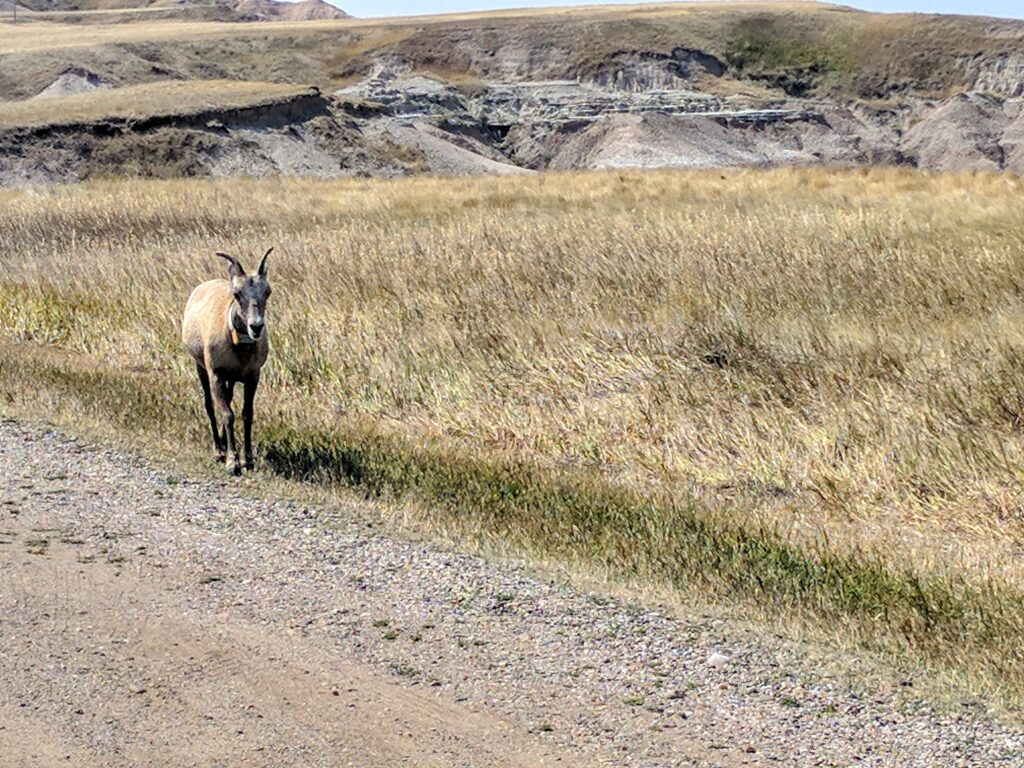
left=962, top=53, right=1024, bottom=99
left=0, top=88, right=411, bottom=185
left=901, top=93, right=1022, bottom=173
left=4, top=52, right=1024, bottom=184
left=333, top=69, right=1024, bottom=175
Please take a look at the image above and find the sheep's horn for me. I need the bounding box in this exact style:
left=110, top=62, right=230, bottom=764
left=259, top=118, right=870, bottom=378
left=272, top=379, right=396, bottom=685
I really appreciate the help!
left=257, top=247, right=273, bottom=277
left=216, top=251, right=245, bottom=277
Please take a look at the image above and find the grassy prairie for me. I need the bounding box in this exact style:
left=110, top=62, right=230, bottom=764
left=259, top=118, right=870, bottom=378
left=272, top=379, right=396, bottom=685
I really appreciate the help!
left=0, top=80, right=312, bottom=128
left=3, top=167, right=1024, bottom=703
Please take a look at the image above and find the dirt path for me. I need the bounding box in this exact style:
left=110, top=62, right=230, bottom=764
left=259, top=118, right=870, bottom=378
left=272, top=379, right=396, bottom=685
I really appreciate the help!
left=1, top=419, right=1021, bottom=768
left=0, top=531, right=567, bottom=768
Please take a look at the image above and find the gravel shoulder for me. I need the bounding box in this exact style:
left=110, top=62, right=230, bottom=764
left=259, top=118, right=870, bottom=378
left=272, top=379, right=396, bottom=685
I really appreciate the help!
left=1, top=419, right=1022, bottom=767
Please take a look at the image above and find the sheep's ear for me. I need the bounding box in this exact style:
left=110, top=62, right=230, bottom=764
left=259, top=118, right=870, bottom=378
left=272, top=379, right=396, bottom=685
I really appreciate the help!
left=258, top=247, right=273, bottom=278
left=216, top=251, right=245, bottom=278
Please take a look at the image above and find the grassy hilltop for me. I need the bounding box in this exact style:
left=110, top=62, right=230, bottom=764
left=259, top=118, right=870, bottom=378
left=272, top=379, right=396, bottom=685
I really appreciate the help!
left=1, top=2, right=1023, bottom=101
left=4, top=167, right=1024, bottom=707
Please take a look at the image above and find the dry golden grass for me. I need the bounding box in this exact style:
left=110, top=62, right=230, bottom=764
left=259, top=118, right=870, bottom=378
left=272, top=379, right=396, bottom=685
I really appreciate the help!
left=0, top=18, right=373, bottom=55
left=4, top=167, right=1024, bottom=703
left=2, top=167, right=1023, bottom=575
left=12, top=0, right=833, bottom=26
left=0, top=3, right=832, bottom=54
left=0, top=80, right=311, bottom=128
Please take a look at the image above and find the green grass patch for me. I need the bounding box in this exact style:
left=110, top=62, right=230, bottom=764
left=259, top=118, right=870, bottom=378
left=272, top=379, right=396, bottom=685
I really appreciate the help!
left=724, top=20, right=841, bottom=97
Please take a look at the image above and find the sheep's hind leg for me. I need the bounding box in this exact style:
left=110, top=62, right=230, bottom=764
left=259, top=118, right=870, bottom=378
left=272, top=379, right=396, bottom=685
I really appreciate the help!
left=212, top=376, right=240, bottom=476
left=197, top=364, right=224, bottom=462
left=242, top=373, right=260, bottom=472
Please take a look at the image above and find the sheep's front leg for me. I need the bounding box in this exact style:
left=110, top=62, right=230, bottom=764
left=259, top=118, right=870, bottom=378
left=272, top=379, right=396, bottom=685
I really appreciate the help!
left=242, top=372, right=260, bottom=472
left=211, top=375, right=240, bottom=476
left=196, top=364, right=224, bottom=462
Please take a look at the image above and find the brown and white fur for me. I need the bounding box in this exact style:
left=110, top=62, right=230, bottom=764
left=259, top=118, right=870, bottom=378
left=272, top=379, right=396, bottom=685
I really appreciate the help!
left=182, top=249, right=273, bottom=475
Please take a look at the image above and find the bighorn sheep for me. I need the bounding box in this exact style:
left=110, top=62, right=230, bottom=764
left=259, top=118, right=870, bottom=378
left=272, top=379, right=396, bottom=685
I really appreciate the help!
left=182, top=249, right=273, bottom=475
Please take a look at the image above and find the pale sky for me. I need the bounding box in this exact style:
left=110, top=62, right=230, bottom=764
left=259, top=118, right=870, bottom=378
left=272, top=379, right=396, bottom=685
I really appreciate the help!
left=334, top=1, right=1024, bottom=20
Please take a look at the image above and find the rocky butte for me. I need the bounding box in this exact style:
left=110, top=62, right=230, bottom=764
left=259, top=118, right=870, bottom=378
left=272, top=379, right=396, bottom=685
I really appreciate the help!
left=0, top=1, right=1022, bottom=182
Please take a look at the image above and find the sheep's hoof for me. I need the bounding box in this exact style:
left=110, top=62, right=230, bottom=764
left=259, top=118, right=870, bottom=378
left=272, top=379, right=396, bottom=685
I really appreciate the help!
left=215, top=452, right=226, bottom=464
left=228, top=460, right=241, bottom=477
left=243, top=459, right=255, bottom=472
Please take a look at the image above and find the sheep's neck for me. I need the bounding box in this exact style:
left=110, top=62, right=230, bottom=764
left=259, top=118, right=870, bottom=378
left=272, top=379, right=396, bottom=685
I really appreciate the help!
left=228, top=303, right=257, bottom=346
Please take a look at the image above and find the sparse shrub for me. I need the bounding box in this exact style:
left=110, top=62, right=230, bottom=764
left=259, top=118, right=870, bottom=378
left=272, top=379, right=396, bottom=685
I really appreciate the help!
left=724, top=20, right=837, bottom=96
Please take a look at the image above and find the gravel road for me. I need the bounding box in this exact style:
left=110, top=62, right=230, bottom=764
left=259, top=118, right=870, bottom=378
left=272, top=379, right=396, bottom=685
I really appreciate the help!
left=1, top=419, right=1022, bottom=767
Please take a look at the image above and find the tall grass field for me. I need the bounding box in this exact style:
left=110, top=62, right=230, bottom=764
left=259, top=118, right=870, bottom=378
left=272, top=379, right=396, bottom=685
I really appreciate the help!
left=3, top=167, right=1024, bottom=705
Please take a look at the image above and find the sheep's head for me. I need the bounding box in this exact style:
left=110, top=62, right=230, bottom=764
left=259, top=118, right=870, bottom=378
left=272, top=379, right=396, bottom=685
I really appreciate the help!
left=217, top=248, right=272, bottom=340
